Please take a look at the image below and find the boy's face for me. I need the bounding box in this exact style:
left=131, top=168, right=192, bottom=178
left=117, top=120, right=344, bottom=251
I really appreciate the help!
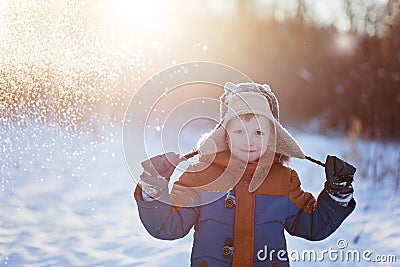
left=225, top=115, right=272, bottom=163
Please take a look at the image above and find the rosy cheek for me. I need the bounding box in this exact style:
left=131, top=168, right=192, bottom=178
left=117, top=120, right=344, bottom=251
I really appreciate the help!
left=256, top=139, right=267, bottom=150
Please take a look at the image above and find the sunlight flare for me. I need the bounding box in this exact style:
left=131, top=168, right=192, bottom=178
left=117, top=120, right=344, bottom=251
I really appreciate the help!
left=107, top=0, right=165, bottom=24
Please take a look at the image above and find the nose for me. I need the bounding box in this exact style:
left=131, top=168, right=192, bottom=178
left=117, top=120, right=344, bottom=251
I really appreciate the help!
left=246, top=134, right=256, bottom=147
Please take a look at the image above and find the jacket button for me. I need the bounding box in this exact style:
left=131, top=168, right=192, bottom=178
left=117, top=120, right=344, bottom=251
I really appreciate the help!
left=225, top=197, right=235, bottom=209
left=200, top=261, right=208, bottom=267
left=222, top=237, right=234, bottom=258
left=222, top=245, right=233, bottom=258
left=225, top=192, right=236, bottom=209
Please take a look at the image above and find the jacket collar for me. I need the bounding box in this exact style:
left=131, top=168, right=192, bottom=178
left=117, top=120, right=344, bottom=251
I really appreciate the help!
left=199, top=150, right=281, bottom=192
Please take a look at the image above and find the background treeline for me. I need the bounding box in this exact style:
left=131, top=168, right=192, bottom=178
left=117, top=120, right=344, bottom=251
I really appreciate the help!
left=161, top=0, right=400, bottom=141
left=0, top=0, right=399, bottom=141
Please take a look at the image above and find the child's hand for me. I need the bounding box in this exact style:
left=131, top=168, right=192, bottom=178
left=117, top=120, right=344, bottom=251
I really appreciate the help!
left=139, top=152, right=183, bottom=199
left=324, top=155, right=356, bottom=200
left=140, top=152, right=183, bottom=181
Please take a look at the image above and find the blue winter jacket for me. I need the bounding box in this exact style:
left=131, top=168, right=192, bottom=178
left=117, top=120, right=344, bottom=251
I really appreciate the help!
left=134, top=151, right=356, bottom=267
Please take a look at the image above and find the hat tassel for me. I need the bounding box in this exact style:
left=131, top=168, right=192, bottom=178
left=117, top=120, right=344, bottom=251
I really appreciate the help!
left=182, top=150, right=325, bottom=168
left=305, top=155, right=325, bottom=167
left=180, top=150, right=199, bottom=160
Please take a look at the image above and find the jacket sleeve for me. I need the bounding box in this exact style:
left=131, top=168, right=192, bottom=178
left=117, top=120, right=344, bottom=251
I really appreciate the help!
left=284, top=170, right=356, bottom=241
left=134, top=182, right=199, bottom=240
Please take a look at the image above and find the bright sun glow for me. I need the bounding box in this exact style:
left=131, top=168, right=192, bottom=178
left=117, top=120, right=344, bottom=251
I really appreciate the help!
left=107, top=0, right=165, bottom=25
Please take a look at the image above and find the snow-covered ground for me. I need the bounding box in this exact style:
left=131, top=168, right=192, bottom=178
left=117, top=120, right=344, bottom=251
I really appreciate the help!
left=1, top=123, right=399, bottom=266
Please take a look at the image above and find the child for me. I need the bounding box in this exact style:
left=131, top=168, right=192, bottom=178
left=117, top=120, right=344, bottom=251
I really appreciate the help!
left=134, top=82, right=356, bottom=267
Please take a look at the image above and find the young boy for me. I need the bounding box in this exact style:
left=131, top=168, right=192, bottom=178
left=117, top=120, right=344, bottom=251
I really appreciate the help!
left=134, top=82, right=356, bottom=267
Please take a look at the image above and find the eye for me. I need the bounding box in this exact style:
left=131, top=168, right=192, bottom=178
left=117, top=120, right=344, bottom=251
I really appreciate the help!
left=233, top=129, right=243, bottom=134
left=256, top=130, right=264, bottom=136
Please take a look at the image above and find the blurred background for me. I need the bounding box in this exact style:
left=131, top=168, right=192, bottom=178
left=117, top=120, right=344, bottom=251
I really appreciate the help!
left=1, top=0, right=399, bottom=139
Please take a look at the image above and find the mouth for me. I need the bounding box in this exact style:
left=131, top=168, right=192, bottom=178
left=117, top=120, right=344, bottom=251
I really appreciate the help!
left=240, top=149, right=258, bottom=153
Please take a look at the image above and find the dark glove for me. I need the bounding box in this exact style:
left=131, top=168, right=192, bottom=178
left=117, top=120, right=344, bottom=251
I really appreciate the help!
left=141, top=152, right=183, bottom=181
left=324, top=155, right=356, bottom=200
left=139, top=152, right=183, bottom=199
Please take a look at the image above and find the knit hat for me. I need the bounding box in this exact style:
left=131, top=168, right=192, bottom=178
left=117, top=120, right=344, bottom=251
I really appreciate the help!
left=196, top=82, right=305, bottom=159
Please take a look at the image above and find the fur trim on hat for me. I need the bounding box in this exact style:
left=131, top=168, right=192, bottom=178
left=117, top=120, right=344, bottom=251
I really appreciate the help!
left=196, top=82, right=305, bottom=159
